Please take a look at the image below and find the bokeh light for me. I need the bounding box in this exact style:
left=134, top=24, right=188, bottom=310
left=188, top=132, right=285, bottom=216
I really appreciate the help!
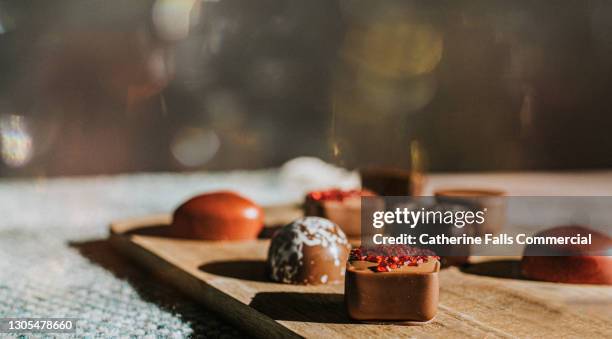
left=0, top=1, right=609, bottom=174
left=0, top=2, right=15, bottom=34
left=328, top=2, right=444, bottom=170
left=0, top=114, right=33, bottom=168
left=152, top=0, right=201, bottom=41
left=171, top=127, right=220, bottom=167
left=341, top=21, right=443, bottom=79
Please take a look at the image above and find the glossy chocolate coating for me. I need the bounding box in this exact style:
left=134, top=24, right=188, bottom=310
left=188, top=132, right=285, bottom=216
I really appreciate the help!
left=267, top=217, right=350, bottom=285
left=345, top=259, right=440, bottom=322
left=171, top=191, right=264, bottom=240
left=521, top=225, right=612, bottom=284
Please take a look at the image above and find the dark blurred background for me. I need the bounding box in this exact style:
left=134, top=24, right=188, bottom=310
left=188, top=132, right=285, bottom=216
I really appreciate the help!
left=0, top=0, right=611, bottom=177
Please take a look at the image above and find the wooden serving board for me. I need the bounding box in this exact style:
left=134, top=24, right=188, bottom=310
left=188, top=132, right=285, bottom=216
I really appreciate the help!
left=110, top=215, right=612, bottom=338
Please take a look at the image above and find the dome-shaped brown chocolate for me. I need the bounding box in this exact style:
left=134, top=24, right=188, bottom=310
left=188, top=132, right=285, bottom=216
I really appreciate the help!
left=521, top=225, right=612, bottom=285
left=172, top=191, right=264, bottom=240
left=267, top=217, right=350, bottom=285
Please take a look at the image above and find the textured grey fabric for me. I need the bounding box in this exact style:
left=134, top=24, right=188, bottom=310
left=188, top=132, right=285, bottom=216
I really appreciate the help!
left=0, top=171, right=304, bottom=338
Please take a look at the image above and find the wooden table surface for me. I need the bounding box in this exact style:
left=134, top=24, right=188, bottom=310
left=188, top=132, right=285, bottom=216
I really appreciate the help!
left=110, top=170, right=612, bottom=338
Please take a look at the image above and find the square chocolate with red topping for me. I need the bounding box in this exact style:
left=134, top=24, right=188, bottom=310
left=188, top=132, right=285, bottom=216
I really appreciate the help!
left=345, top=247, right=440, bottom=323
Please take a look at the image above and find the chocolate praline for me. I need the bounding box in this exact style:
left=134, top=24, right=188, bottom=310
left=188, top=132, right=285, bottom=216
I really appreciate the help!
left=303, top=189, right=375, bottom=237
left=434, top=188, right=506, bottom=236
left=345, top=246, right=440, bottom=323
left=267, top=217, right=351, bottom=285
left=171, top=191, right=264, bottom=240
left=521, top=225, right=612, bottom=285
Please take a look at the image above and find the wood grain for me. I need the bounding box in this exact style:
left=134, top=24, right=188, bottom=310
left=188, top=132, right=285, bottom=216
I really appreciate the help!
left=110, top=215, right=612, bottom=339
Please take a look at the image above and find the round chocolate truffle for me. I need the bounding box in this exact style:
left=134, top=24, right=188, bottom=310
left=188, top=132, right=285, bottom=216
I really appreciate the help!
left=267, top=217, right=351, bottom=285
left=172, top=191, right=264, bottom=240
left=521, top=225, right=612, bottom=285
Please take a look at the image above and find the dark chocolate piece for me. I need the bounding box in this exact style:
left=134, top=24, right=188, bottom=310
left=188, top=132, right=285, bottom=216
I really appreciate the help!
left=360, top=168, right=424, bottom=196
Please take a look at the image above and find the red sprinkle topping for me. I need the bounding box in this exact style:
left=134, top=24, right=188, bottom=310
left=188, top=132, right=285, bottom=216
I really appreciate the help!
left=306, top=189, right=371, bottom=202
left=376, top=265, right=389, bottom=272
left=350, top=246, right=439, bottom=273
